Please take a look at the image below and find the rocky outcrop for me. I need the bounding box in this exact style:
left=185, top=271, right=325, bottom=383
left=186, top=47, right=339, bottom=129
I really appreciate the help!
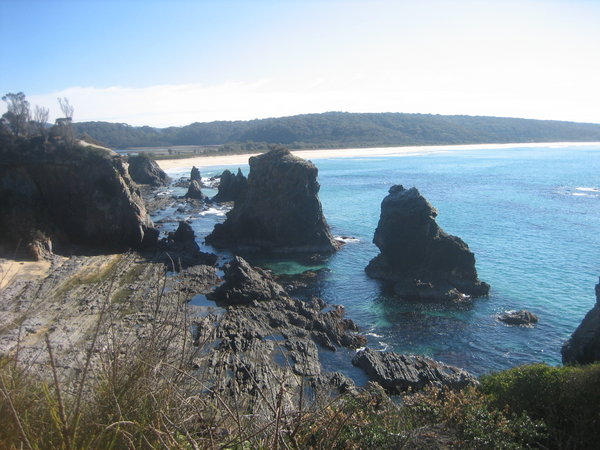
left=127, top=154, right=171, bottom=187
left=206, top=147, right=337, bottom=254
left=352, top=348, right=477, bottom=393
left=190, top=166, right=201, bottom=182
left=160, top=221, right=217, bottom=269
left=0, top=138, right=157, bottom=256
left=365, top=185, right=489, bottom=301
left=562, top=278, right=600, bottom=365
left=208, top=256, right=287, bottom=305
left=185, top=180, right=206, bottom=200
left=212, top=168, right=247, bottom=203
left=498, top=310, right=539, bottom=325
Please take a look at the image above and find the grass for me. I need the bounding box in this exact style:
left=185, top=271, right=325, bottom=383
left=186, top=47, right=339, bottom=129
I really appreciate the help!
left=2, top=264, right=598, bottom=448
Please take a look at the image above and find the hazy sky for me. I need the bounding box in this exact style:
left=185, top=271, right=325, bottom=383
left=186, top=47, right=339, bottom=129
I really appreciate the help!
left=1, top=0, right=599, bottom=127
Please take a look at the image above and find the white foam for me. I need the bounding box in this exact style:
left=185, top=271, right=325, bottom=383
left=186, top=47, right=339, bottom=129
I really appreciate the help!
left=365, top=332, right=383, bottom=338
left=575, top=187, right=599, bottom=192
left=335, top=236, right=360, bottom=243
left=198, top=207, right=227, bottom=216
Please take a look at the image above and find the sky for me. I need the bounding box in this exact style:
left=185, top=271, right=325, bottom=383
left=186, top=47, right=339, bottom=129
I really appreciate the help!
left=1, top=0, right=599, bottom=127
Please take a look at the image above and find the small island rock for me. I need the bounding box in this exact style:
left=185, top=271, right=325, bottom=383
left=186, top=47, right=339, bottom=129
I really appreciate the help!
left=498, top=309, right=539, bottom=325
left=365, top=185, right=489, bottom=301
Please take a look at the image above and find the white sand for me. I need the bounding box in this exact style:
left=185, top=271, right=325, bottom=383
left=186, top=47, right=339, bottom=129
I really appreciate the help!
left=156, top=142, right=600, bottom=171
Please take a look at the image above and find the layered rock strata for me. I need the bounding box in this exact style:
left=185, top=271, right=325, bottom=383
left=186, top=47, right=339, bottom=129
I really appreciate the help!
left=352, top=348, right=477, bottom=393
left=206, top=147, right=337, bottom=254
left=562, top=278, right=600, bottom=365
left=365, top=185, right=489, bottom=301
left=0, top=139, right=157, bottom=256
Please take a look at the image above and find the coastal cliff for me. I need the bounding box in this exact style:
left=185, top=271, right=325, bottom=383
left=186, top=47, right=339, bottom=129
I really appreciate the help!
left=562, top=278, right=600, bottom=365
left=206, top=147, right=337, bottom=254
left=0, top=136, right=156, bottom=256
left=127, top=154, right=171, bottom=187
left=365, top=185, right=489, bottom=301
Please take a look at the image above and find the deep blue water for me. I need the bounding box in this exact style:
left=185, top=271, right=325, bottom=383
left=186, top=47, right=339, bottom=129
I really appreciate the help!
left=162, top=144, right=600, bottom=376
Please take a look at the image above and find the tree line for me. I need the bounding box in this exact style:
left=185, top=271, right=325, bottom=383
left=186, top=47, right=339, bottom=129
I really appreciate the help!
left=74, top=111, right=600, bottom=149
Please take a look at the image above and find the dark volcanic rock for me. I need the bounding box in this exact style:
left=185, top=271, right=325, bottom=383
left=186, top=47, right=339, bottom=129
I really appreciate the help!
left=190, top=166, right=201, bottom=182
left=208, top=256, right=287, bottom=305
left=127, top=154, right=171, bottom=187
left=0, top=140, right=157, bottom=255
left=212, top=168, right=247, bottom=203
left=562, top=278, right=600, bottom=365
left=498, top=309, right=539, bottom=325
left=161, top=221, right=217, bottom=269
left=365, top=185, right=489, bottom=301
left=352, top=348, right=477, bottom=393
left=206, top=147, right=337, bottom=254
left=185, top=180, right=206, bottom=200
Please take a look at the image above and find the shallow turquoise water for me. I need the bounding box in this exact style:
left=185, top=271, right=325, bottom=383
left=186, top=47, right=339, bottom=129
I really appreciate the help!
left=165, top=144, right=600, bottom=376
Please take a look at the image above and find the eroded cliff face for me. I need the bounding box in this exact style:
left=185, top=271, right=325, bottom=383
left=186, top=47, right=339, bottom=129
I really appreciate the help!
left=0, top=139, right=156, bottom=256
left=206, top=147, right=337, bottom=254
left=365, top=185, right=489, bottom=301
left=562, top=279, right=600, bottom=365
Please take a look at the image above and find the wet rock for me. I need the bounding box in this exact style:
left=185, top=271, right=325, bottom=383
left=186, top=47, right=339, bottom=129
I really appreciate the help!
left=365, top=185, right=489, bottom=302
left=562, top=278, right=600, bottom=365
left=185, top=180, right=206, bottom=200
left=206, top=147, right=337, bottom=254
left=498, top=309, right=539, bottom=325
left=127, top=154, right=171, bottom=187
left=208, top=256, right=287, bottom=306
left=352, top=348, right=477, bottom=393
left=212, top=168, right=247, bottom=203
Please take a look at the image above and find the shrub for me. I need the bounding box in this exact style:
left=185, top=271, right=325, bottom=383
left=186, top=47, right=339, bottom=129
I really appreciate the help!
left=480, top=363, right=600, bottom=448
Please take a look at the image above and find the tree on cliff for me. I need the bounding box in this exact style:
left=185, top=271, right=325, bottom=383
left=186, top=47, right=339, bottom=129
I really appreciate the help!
left=2, top=92, right=30, bottom=136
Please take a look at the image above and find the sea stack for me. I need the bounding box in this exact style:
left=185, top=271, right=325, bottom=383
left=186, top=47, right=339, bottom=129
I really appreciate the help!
left=212, top=168, right=247, bottom=203
left=127, top=154, right=171, bottom=187
left=365, top=185, right=489, bottom=301
left=562, top=278, right=600, bottom=365
left=206, top=147, right=337, bottom=254
left=190, top=166, right=201, bottom=182
left=185, top=180, right=206, bottom=200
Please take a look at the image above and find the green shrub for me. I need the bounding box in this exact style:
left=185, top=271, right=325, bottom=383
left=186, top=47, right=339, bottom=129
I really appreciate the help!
left=481, top=363, right=600, bottom=448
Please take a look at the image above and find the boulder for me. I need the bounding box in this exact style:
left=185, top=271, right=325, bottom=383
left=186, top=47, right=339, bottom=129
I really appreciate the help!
left=562, top=278, right=600, bottom=365
left=190, top=166, right=201, bottom=182
left=212, top=168, right=247, bottom=203
left=0, top=138, right=157, bottom=255
left=127, top=154, right=171, bottom=187
left=352, top=348, right=477, bottom=393
left=498, top=309, right=539, bottom=325
left=185, top=180, right=206, bottom=200
left=365, top=185, right=489, bottom=301
left=208, top=256, right=287, bottom=305
left=206, top=147, right=337, bottom=254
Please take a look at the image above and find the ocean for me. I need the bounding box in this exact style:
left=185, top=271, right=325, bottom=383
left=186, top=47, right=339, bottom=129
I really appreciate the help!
left=159, top=144, right=600, bottom=378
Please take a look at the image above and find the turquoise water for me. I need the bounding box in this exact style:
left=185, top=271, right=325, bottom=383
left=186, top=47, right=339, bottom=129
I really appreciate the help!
left=165, top=144, right=600, bottom=376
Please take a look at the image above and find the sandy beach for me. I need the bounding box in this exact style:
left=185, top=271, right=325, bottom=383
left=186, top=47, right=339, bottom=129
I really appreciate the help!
left=155, top=141, right=600, bottom=171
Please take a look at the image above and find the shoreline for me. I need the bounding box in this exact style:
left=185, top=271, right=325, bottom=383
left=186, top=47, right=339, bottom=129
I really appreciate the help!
left=155, top=141, right=600, bottom=171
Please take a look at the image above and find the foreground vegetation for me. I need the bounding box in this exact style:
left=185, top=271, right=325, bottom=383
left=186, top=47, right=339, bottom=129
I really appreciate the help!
left=2, top=272, right=598, bottom=449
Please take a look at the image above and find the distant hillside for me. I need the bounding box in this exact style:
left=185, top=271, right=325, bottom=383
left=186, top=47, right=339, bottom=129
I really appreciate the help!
left=74, top=112, right=600, bottom=149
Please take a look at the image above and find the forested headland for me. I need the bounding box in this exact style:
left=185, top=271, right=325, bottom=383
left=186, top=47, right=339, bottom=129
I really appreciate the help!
left=74, top=111, right=600, bottom=150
